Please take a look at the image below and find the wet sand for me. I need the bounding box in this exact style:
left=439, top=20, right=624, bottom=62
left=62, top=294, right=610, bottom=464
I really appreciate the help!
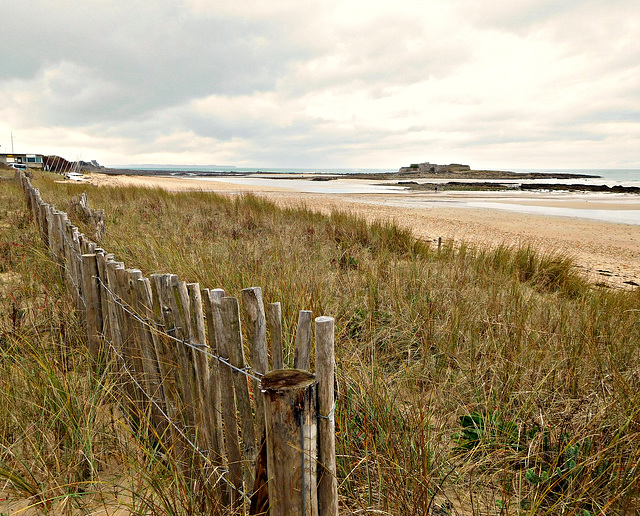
left=85, top=173, right=640, bottom=289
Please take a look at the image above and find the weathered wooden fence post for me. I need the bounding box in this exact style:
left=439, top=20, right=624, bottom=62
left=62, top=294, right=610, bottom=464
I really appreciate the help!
left=222, top=296, right=257, bottom=490
left=172, top=280, right=199, bottom=437
left=241, top=286, right=269, bottom=440
left=262, top=369, right=319, bottom=516
left=207, top=289, right=243, bottom=508
left=294, top=310, right=313, bottom=370
left=81, top=253, right=102, bottom=361
left=95, top=251, right=112, bottom=346
left=315, top=316, right=339, bottom=515
left=133, top=277, right=169, bottom=438
left=268, top=302, right=284, bottom=370
left=46, top=206, right=56, bottom=259
left=38, top=202, right=49, bottom=245
left=53, top=211, right=65, bottom=264
left=201, top=288, right=227, bottom=470
left=150, top=273, right=191, bottom=467
left=186, top=283, right=210, bottom=447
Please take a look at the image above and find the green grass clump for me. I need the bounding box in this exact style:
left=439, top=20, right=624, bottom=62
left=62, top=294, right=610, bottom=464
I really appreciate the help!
left=3, top=169, right=639, bottom=514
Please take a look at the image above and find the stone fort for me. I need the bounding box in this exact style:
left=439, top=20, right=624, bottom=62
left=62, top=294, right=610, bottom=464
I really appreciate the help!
left=398, top=162, right=471, bottom=174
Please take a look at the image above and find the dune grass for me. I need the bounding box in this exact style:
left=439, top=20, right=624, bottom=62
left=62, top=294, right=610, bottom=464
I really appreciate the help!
left=0, top=171, right=115, bottom=513
left=2, top=168, right=640, bottom=514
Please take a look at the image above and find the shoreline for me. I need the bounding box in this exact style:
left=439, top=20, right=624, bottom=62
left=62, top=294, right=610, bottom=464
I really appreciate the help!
left=83, top=172, right=640, bottom=290
left=85, top=166, right=601, bottom=180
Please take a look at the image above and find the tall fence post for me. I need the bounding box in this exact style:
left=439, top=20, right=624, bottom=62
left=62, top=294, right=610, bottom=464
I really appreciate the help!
left=133, top=277, right=169, bottom=439
left=172, top=280, right=199, bottom=437
left=201, top=288, right=228, bottom=476
left=222, top=296, right=257, bottom=490
left=316, top=316, right=339, bottom=516
left=81, top=253, right=102, bottom=361
left=95, top=251, right=112, bottom=347
left=38, top=202, right=49, bottom=246
left=151, top=273, right=190, bottom=467
left=294, top=310, right=313, bottom=370
left=207, top=289, right=244, bottom=509
left=262, top=369, right=318, bottom=516
left=186, top=283, right=210, bottom=447
left=241, top=286, right=269, bottom=440
left=268, top=302, right=284, bottom=369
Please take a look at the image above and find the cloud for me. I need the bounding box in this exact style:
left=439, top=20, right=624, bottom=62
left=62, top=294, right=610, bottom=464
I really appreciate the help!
left=0, top=0, right=638, bottom=168
left=0, top=0, right=316, bottom=123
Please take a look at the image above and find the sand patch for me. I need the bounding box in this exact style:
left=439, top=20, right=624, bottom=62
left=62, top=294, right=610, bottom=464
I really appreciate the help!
left=0, top=271, right=21, bottom=295
left=86, top=173, right=291, bottom=192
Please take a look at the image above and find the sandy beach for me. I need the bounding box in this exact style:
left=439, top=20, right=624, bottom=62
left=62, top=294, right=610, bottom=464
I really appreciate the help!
left=84, top=173, right=640, bottom=289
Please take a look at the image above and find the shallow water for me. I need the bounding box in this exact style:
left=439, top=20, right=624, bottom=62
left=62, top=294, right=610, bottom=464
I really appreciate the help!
left=184, top=175, right=640, bottom=225
left=466, top=201, right=640, bottom=225
left=348, top=192, right=640, bottom=225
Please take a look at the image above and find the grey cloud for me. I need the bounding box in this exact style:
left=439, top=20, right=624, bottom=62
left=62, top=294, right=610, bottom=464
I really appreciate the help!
left=230, top=124, right=403, bottom=168
left=89, top=101, right=403, bottom=167
left=1, top=0, right=317, bottom=125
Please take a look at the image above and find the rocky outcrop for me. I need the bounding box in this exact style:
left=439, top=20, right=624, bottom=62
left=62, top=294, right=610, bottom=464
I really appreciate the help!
left=520, top=183, right=640, bottom=194
left=79, top=160, right=106, bottom=172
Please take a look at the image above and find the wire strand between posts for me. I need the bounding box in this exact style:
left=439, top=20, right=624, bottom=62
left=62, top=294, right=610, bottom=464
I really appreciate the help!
left=95, top=274, right=264, bottom=383
left=103, top=338, right=251, bottom=503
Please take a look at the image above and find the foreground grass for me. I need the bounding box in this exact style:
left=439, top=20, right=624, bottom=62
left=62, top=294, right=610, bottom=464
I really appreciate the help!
left=0, top=171, right=235, bottom=515
left=3, top=168, right=639, bottom=514
left=0, top=170, right=116, bottom=513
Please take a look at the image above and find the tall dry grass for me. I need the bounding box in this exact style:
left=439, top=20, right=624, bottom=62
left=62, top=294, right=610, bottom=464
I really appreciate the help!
left=2, top=169, right=638, bottom=515
left=1, top=170, right=117, bottom=513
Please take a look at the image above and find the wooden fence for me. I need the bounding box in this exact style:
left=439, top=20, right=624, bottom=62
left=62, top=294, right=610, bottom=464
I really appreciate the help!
left=17, top=170, right=339, bottom=516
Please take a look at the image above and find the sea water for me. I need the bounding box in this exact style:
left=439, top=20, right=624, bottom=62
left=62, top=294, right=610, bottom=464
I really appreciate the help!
left=112, top=165, right=640, bottom=223
left=513, top=168, right=640, bottom=187
left=116, top=165, right=640, bottom=186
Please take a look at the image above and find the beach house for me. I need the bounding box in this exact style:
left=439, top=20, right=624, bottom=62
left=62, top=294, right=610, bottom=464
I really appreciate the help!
left=0, top=153, right=45, bottom=169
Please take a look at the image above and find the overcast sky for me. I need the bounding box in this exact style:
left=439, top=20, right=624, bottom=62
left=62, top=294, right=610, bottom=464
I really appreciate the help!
left=1, top=0, right=639, bottom=169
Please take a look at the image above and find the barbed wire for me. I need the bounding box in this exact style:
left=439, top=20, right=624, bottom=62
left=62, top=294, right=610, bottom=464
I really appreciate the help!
left=16, top=178, right=255, bottom=503
left=20, top=176, right=334, bottom=509
left=31, top=193, right=264, bottom=385
left=19, top=176, right=256, bottom=504
left=23, top=174, right=265, bottom=387
left=94, top=274, right=264, bottom=383
left=104, top=338, right=252, bottom=503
